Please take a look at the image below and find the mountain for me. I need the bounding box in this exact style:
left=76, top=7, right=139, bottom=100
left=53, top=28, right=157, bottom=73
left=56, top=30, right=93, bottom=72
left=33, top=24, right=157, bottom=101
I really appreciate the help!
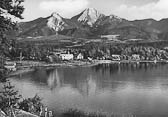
left=131, top=18, right=168, bottom=40
left=15, top=8, right=168, bottom=40
left=47, top=12, right=66, bottom=32
left=71, top=8, right=105, bottom=27
left=17, top=12, right=76, bottom=37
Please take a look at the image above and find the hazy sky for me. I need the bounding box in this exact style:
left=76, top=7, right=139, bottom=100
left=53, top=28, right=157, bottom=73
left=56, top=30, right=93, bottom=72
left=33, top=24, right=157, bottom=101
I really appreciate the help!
left=22, top=0, right=168, bottom=21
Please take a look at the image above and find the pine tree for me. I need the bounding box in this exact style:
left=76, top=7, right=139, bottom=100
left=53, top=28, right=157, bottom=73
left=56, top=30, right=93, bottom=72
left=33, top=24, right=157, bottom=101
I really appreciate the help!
left=0, top=82, right=22, bottom=113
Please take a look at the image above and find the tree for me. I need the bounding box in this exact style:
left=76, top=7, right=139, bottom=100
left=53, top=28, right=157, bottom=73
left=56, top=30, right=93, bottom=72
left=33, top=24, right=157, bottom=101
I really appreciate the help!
left=0, top=0, right=24, bottom=77
left=18, top=95, right=43, bottom=114
left=0, top=0, right=24, bottom=115
left=0, top=0, right=24, bottom=56
left=0, top=82, right=22, bottom=113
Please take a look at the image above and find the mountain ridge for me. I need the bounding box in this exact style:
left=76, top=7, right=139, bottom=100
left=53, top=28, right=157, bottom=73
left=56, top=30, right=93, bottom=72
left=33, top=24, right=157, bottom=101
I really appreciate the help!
left=15, top=8, right=168, bottom=40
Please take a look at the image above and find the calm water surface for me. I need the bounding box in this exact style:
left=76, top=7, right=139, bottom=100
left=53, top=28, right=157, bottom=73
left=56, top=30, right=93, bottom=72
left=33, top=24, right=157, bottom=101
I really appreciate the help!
left=9, top=63, right=168, bottom=116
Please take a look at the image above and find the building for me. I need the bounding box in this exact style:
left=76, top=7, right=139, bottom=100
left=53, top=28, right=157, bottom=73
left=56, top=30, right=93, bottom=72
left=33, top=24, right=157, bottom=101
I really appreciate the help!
left=60, top=53, right=74, bottom=60
left=111, top=55, right=121, bottom=61
left=48, top=55, right=55, bottom=63
left=4, top=61, right=17, bottom=71
left=77, top=53, right=84, bottom=60
left=101, top=35, right=120, bottom=40
left=131, top=54, right=140, bottom=61
left=87, top=57, right=93, bottom=61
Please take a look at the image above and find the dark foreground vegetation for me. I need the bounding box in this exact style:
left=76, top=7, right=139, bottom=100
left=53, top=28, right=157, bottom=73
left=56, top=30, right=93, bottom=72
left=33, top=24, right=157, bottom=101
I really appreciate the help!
left=60, top=108, right=157, bottom=117
left=0, top=0, right=45, bottom=116
left=0, top=71, right=44, bottom=116
left=61, top=109, right=107, bottom=117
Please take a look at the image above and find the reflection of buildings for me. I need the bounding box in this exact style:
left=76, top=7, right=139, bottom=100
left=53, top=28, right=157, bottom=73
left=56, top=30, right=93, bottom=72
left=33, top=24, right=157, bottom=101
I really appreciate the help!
left=77, top=75, right=97, bottom=97
left=46, top=63, right=165, bottom=94
left=47, top=69, right=62, bottom=89
left=30, top=65, right=158, bottom=96
left=15, top=67, right=129, bottom=95
left=47, top=68, right=98, bottom=96
left=87, top=76, right=97, bottom=96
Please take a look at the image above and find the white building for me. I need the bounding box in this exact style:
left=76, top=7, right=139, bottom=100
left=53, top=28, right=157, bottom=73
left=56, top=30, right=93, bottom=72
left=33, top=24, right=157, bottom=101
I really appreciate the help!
left=131, top=54, right=140, bottom=61
left=77, top=53, right=84, bottom=60
left=111, top=55, right=121, bottom=61
left=101, top=35, right=120, bottom=40
left=4, top=61, right=16, bottom=71
left=60, top=54, right=74, bottom=60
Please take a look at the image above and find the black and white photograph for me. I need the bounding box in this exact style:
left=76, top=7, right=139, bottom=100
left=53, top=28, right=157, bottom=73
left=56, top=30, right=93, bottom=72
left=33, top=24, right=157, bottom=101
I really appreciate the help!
left=1, top=0, right=168, bottom=117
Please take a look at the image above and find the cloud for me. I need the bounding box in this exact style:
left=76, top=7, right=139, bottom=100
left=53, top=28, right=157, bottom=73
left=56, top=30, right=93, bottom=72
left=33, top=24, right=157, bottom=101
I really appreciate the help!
left=114, top=0, right=168, bottom=20
left=39, top=0, right=89, bottom=17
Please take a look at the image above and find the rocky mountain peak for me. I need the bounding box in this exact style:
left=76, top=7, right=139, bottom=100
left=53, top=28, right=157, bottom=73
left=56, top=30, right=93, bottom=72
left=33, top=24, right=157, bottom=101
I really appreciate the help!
left=47, top=12, right=65, bottom=32
left=78, top=8, right=105, bottom=26
left=51, top=12, right=63, bottom=20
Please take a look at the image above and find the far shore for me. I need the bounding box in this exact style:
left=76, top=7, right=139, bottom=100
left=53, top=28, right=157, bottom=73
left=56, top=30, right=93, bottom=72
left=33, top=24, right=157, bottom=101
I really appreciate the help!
left=13, top=59, right=168, bottom=70
left=7, top=59, right=168, bottom=77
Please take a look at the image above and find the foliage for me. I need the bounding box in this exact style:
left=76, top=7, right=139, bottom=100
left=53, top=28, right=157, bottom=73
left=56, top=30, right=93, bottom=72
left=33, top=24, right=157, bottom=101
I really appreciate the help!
left=82, top=42, right=168, bottom=60
left=0, top=0, right=24, bottom=56
left=0, top=70, right=8, bottom=82
left=0, top=0, right=24, bottom=31
left=0, top=81, right=43, bottom=115
left=10, top=40, right=168, bottom=62
left=0, top=1, right=44, bottom=116
left=62, top=109, right=107, bottom=117
left=0, top=81, right=21, bottom=112
left=18, top=94, right=43, bottom=114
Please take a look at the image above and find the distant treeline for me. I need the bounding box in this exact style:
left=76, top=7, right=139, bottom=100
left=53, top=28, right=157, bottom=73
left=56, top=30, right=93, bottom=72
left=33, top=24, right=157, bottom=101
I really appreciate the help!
left=83, top=41, right=168, bottom=60
left=6, top=40, right=168, bottom=61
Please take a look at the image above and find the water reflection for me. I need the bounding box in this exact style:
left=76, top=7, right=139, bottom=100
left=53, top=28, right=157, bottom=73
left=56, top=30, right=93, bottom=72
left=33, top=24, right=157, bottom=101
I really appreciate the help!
left=9, top=63, right=168, bottom=115
left=47, top=69, right=61, bottom=90
left=92, top=62, right=166, bottom=75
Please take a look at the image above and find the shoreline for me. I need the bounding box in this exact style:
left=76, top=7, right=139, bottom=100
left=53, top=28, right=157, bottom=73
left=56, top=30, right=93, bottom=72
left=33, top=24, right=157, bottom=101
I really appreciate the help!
left=7, top=60, right=168, bottom=77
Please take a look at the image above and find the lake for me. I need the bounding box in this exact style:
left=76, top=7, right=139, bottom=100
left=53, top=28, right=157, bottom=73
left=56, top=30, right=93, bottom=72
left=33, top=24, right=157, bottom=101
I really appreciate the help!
left=9, top=63, right=168, bottom=116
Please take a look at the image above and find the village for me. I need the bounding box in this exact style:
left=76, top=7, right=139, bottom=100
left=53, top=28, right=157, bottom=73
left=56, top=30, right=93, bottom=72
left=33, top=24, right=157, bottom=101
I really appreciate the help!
left=1, top=46, right=168, bottom=73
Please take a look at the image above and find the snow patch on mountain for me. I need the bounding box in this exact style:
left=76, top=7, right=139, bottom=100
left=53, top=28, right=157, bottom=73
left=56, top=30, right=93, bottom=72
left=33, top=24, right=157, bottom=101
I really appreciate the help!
left=78, top=8, right=105, bottom=26
left=47, top=12, right=65, bottom=32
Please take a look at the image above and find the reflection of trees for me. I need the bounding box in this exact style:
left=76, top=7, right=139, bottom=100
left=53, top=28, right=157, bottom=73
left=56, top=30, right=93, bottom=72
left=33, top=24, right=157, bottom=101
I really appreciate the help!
left=27, top=69, right=50, bottom=83
left=18, top=68, right=63, bottom=89
left=13, top=63, right=168, bottom=98
left=91, top=63, right=166, bottom=75
left=89, top=63, right=168, bottom=90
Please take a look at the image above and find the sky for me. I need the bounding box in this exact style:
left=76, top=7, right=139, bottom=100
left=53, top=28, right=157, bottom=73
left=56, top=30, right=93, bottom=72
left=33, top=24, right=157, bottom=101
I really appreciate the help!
left=22, top=0, right=168, bottom=21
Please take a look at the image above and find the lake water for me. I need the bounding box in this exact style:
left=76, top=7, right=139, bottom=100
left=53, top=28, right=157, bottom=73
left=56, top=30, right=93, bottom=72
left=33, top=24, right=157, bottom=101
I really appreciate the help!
left=9, top=63, right=168, bottom=116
